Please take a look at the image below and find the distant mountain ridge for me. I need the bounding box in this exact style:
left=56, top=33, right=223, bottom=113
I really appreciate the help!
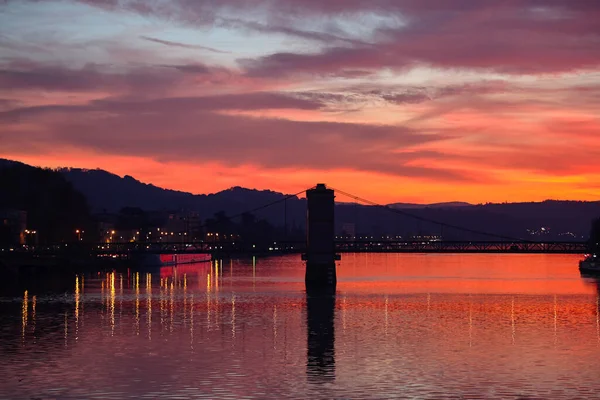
left=0, top=159, right=26, bottom=169
left=389, top=201, right=472, bottom=209
left=58, top=167, right=290, bottom=215
left=58, top=167, right=197, bottom=211
left=55, top=166, right=473, bottom=212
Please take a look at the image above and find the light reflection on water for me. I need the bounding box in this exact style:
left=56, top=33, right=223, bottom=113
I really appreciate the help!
left=1, top=254, right=600, bottom=399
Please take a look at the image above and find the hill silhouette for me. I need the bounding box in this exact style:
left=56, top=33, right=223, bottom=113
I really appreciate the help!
left=389, top=201, right=472, bottom=209
left=58, top=167, right=295, bottom=218
left=0, top=161, right=93, bottom=243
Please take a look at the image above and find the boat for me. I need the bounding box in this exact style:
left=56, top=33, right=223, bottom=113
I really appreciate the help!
left=158, top=253, right=212, bottom=266
left=580, top=218, right=600, bottom=274
left=130, top=252, right=212, bottom=269
left=579, top=254, right=600, bottom=274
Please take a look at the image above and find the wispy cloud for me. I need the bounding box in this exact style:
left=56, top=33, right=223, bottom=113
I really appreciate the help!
left=140, top=35, right=229, bottom=54
left=217, top=18, right=370, bottom=46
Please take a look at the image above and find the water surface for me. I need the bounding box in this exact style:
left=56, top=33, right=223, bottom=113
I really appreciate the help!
left=1, top=254, right=599, bottom=399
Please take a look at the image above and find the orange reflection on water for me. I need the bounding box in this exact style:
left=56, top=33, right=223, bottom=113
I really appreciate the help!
left=183, top=274, right=188, bottom=329
left=170, top=279, right=174, bottom=333
left=135, top=272, right=140, bottom=336
left=160, top=277, right=166, bottom=332
left=206, top=272, right=212, bottom=329
left=214, top=260, right=219, bottom=292
left=31, top=295, right=36, bottom=341
left=100, top=280, right=104, bottom=315
left=75, top=275, right=80, bottom=341
left=109, top=272, right=115, bottom=336
left=231, top=294, right=236, bottom=340
left=146, top=273, right=152, bottom=341
left=337, top=253, right=593, bottom=295
left=511, top=297, right=515, bottom=344
left=189, top=293, right=195, bottom=350
left=21, top=290, right=28, bottom=342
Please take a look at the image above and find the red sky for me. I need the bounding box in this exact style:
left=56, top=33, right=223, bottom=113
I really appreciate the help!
left=1, top=0, right=599, bottom=204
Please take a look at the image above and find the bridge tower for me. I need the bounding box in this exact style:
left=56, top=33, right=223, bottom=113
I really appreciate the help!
left=303, top=184, right=340, bottom=290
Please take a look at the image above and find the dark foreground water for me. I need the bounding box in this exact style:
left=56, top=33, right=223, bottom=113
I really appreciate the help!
left=1, top=254, right=600, bottom=399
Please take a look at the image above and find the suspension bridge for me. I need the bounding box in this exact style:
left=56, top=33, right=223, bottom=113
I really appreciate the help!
left=3, top=184, right=592, bottom=289
left=14, top=183, right=590, bottom=256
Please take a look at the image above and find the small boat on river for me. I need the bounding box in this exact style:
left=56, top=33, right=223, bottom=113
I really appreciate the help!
left=580, top=217, right=600, bottom=275
left=579, top=254, right=600, bottom=274
left=131, top=252, right=212, bottom=269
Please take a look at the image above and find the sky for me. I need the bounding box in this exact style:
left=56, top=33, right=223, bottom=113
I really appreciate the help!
left=1, top=0, right=599, bottom=204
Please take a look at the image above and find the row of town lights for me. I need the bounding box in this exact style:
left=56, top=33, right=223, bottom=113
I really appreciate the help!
left=76, top=228, right=238, bottom=243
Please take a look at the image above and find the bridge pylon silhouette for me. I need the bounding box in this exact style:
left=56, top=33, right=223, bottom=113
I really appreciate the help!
left=302, top=184, right=340, bottom=291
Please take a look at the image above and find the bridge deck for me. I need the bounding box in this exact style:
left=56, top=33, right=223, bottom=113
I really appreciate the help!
left=7, top=240, right=589, bottom=255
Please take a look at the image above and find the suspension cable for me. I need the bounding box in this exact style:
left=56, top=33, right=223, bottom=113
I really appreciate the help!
left=198, top=186, right=315, bottom=229
left=329, top=186, right=531, bottom=243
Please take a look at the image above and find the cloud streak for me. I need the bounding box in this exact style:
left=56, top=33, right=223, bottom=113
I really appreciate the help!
left=0, top=92, right=330, bottom=122
left=216, top=18, right=370, bottom=46
left=1, top=98, right=468, bottom=182
left=140, top=35, right=229, bottom=53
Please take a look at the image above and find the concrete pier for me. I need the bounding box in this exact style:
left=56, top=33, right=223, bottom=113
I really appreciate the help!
left=303, top=184, right=340, bottom=290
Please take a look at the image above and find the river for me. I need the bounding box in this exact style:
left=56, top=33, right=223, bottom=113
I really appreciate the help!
left=1, top=254, right=599, bottom=399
